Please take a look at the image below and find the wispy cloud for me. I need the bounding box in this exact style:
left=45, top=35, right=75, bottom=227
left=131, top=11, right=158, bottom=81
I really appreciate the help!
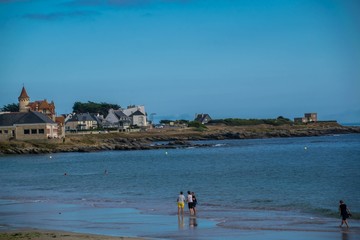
left=65, top=0, right=192, bottom=7
left=23, top=10, right=100, bottom=21
left=0, top=0, right=29, bottom=3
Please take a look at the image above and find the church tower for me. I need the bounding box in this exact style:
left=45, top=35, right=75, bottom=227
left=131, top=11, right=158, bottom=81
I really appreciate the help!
left=18, top=86, right=30, bottom=112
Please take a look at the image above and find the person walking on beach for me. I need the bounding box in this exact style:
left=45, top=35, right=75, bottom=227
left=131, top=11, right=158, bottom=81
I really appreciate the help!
left=177, top=191, right=186, bottom=215
left=339, top=200, right=351, bottom=228
left=187, top=191, right=194, bottom=215
left=192, top=192, right=198, bottom=215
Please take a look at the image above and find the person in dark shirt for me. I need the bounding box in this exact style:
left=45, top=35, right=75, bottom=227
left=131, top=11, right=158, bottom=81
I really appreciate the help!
left=339, top=200, right=351, bottom=228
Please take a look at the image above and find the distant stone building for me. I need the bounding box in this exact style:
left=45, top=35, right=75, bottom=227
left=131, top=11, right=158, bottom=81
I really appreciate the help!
left=18, top=87, right=30, bottom=113
left=294, top=113, right=318, bottom=123
left=17, top=86, right=64, bottom=137
left=194, top=113, right=212, bottom=124
left=305, top=113, right=317, bottom=122
left=18, top=86, right=56, bottom=121
left=0, top=111, right=58, bottom=141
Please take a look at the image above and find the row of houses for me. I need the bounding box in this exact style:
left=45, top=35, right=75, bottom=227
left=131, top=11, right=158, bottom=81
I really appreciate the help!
left=64, top=106, right=147, bottom=132
left=0, top=86, right=148, bottom=141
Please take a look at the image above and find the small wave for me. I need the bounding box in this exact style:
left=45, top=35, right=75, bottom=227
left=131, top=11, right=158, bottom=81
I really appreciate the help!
left=31, top=199, right=48, bottom=203
left=214, top=143, right=226, bottom=147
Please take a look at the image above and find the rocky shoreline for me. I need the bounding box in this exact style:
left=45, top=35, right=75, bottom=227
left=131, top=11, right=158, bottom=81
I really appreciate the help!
left=1, top=123, right=359, bottom=155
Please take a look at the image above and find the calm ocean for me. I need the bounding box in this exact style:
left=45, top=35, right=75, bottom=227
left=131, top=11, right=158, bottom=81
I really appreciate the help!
left=0, top=134, right=359, bottom=239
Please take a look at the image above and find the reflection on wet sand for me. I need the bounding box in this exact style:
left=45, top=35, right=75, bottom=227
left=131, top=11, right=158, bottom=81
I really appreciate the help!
left=189, top=216, right=198, bottom=227
left=341, top=230, right=349, bottom=240
left=178, top=215, right=184, bottom=230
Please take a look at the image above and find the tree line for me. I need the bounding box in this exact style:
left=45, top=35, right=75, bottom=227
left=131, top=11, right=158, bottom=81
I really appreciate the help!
left=72, top=101, right=120, bottom=116
left=1, top=101, right=120, bottom=116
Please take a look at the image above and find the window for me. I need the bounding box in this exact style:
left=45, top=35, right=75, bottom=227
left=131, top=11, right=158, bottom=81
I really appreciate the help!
left=39, top=129, right=45, bottom=134
left=0, top=130, right=2, bottom=134
left=24, top=129, right=30, bottom=134
left=31, top=129, right=37, bottom=134
left=4, top=130, right=8, bottom=134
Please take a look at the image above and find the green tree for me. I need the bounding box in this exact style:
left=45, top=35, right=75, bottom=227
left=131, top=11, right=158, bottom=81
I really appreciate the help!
left=159, top=120, right=172, bottom=124
left=72, top=101, right=120, bottom=116
left=1, top=103, right=19, bottom=112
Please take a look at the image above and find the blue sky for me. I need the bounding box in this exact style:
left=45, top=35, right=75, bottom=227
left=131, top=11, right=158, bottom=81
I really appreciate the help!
left=1, top=0, right=359, bottom=123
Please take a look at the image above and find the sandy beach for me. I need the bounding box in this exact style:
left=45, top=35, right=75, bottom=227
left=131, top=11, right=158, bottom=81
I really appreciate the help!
left=1, top=227, right=358, bottom=240
left=0, top=230, right=144, bottom=240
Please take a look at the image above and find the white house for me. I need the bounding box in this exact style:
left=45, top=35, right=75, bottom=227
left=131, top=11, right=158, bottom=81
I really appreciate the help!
left=104, top=109, right=131, bottom=130
left=104, top=105, right=148, bottom=128
left=129, top=110, right=147, bottom=127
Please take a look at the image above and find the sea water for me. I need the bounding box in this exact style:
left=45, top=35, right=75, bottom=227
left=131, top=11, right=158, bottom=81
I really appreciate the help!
left=0, top=134, right=359, bottom=239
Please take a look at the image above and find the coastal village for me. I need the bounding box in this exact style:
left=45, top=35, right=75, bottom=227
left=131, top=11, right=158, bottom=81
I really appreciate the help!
left=0, top=86, right=333, bottom=142
left=0, top=86, right=218, bottom=141
left=0, top=86, right=152, bottom=141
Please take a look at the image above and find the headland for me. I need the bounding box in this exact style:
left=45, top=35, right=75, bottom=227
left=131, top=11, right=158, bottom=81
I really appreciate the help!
left=1, top=122, right=359, bottom=155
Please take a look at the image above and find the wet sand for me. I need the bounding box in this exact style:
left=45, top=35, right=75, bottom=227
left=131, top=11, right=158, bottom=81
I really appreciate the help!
left=1, top=199, right=359, bottom=240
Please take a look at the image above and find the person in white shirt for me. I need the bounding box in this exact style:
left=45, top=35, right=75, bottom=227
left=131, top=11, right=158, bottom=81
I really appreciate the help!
left=177, top=191, right=186, bottom=215
left=187, top=191, right=194, bottom=215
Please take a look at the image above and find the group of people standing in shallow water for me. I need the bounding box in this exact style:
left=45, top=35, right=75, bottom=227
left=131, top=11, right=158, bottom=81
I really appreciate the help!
left=177, top=196, right=353, bottom=228
left=177, top=191, right=197, bottom=215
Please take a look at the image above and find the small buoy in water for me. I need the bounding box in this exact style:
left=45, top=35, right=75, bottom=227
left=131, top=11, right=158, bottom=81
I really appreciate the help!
left=49, top=156, right=52, bottom=159
left=165, top=151, right=168, bottom=155
left=304, top=146, right=308, bottom=150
